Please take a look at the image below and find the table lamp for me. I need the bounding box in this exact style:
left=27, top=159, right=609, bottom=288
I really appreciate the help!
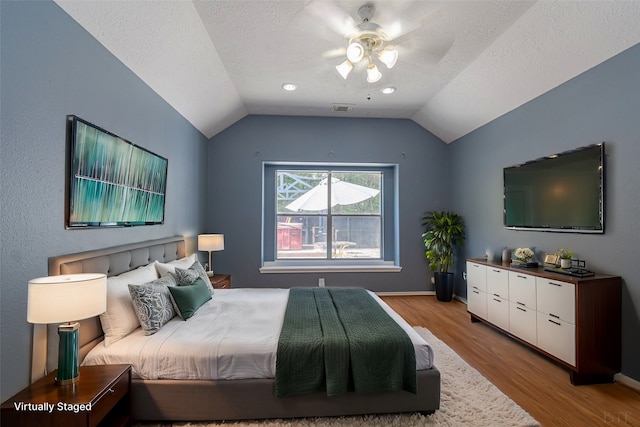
left=27, top=273, right=107, bottom=385
left=198, top=234, right=224, bottom=276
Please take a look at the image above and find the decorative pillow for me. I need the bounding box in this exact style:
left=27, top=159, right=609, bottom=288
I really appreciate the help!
left=173, top=267, right=200, bottom=286
left=99, top=263, right=159, bottom=346
left=128, top=274, right=177, bottom=335
left=168, top=278, right=212, bottom=320
left=171, top=261, right=213, bottom=292
left=118, top=262, right=160, bottom=283
left=188, top=260, right=215, bottom=294
left=154, top=253, right=197, bottom=277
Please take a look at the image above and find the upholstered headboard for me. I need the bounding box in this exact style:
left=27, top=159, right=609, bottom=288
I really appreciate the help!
left=32, top=236, right=186, bottom=381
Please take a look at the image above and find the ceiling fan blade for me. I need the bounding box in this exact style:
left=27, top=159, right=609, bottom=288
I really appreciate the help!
left=302, top=0, right=358, bottom=38
left=322, top=47, right=347, bottom=59
left=395, top=36, right=455, bottom=68
left=380, top=6, right=444, bottom=42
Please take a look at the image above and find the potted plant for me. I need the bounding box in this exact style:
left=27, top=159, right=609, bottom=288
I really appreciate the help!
left=422, top=211, right=466, bottom=302
left=556, top=248, right=573, bottom=268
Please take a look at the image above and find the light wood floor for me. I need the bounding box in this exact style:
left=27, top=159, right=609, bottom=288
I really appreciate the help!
left=381, top=295, right=640, bottom=427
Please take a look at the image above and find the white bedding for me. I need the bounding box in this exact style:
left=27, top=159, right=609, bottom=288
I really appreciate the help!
left=82, top=288, right=434, bottom=380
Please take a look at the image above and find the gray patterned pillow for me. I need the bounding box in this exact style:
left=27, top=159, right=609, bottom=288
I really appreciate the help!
left=128, top=274, right=177, bottom=335
left=173, top=267, right=200, bottom=286
left=189, top=260, right=215, bottom=294
left=174, top=261, right=214, bottom=294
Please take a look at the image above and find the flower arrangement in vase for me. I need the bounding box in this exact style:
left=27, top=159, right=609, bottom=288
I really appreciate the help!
left=514, top=247, right=534, bottom=262
left=512, top=247, right=537, bottom=267
left=556, top=248, right=573, bottom=268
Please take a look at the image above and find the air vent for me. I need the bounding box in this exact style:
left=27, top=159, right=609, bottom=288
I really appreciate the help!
left=331, top=103, right=355, bottom=112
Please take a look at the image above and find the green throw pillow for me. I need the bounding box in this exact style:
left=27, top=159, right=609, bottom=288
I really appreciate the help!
left=168, top=278, right=212, bottom=320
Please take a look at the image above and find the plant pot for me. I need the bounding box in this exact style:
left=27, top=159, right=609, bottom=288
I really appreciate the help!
left=561, top=258, right=572, bottom=269
left=434, top=272, right=455, bottom=302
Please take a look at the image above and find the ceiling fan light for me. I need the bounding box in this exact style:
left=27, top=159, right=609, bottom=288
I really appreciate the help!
left=336, top=60, right=354, bottom=79
left=378, top=49, right=398, bottom=69
left=346, top=42, right=365, bottom=63
left=366, top=63, right=382, bottom=83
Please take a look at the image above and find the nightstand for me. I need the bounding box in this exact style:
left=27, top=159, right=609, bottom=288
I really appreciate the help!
left=1, top=364, right=131, bottom=427
left=209, top=274, right=231, bottom=289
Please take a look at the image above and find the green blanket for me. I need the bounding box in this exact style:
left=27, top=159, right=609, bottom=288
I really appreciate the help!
left=275, top=288, right=416, bottom=397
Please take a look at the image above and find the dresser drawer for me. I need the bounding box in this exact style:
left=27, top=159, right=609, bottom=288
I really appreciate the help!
left=509, top=302, right=536, bottom=345
left=209, top=274, right=231, bottom=289
left=537, top=312, right=576, bottom=366
left=536, top=278, right=575, bottom=324
left=466, top=262, right=487, bottom=292
left=467, top=286, right=487, bottom=319
left=509, top=271, right=536, bottom=309
left=89, top=370, right=129, bottom=426
left=487, top=295, right=509, bottom=331
left=487, top=267, right=509, bottom=299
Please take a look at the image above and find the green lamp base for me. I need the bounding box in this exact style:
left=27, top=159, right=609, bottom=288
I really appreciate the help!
left=56, top=322, right=79, bottom=385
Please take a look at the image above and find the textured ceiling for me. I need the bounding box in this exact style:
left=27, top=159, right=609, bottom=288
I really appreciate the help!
left=55, top=1, right=640, bottom=143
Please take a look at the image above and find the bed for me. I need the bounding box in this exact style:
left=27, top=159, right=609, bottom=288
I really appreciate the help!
left=35, top=236, right=440, bottom=421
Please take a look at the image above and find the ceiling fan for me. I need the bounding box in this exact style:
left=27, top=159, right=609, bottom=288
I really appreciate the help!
left=302, top=1, right=427, bottom=83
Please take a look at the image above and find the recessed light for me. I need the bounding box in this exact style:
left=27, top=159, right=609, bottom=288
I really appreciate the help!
left=282, top=83, right=297, bottom=91
left=380, top=87, right=396, bottom=94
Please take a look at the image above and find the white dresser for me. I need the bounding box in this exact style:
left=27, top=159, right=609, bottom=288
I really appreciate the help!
left=466, top=259, right=621, bottom=384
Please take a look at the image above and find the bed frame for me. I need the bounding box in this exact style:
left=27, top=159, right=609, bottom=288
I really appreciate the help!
left=36, top=236, right=440, bottom=421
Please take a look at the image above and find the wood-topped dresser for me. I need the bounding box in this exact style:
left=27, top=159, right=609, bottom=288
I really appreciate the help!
left=466, top=258, right=621, bottom=385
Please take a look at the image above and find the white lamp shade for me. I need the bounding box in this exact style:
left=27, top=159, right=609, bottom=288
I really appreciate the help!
left=335, top=60, right=353, bottom=79
left=366, top=63, right=382, bottom=83
left=198, top=234, right=224, bottom=252
left=346, top=42, right=364, bottom=63
left=378, top=49, right=398, bottom=69
left=27, top=273, right=107, bottom=324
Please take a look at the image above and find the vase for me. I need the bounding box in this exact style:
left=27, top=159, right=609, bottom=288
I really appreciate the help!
left=486, top=248, right=495, bottom=262
left=561, top=258, right=572, bottom=269
left=434, top=272, right=454, bottom=302
left=502, top=248, right=510, bottom=262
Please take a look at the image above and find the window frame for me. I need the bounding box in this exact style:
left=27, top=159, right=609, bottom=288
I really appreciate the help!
left=261, top=162, right=401, bottom=273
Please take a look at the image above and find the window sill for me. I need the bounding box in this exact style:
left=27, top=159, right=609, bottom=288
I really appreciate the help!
left=259, top=262, right=402, bottom=274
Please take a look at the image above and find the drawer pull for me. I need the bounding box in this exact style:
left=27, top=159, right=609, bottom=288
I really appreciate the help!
left=516, top=306, right=527, bottom=312
left=493, top=298, right=501, bottom=303
left=492, top=269, right=501, bottom=273
left=548, top=319, right=561, bottom=326
left=472, top=286, right=479, bottom=290
left=550, top=313, right=560, bottom=319
left=493, top=293, right=500, bottom=297
left=516, top=301, right=526, bottom=306
left=517, top=275, right=527, bottom=279
left=548, top=281, right=562, bottom=287
left=473, top=290, right=480, bottom=295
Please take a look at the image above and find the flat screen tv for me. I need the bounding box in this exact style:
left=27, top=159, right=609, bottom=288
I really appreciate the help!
left=66, top=115, right=168, bottom=228
left=503, top=143, right=604, bottom=233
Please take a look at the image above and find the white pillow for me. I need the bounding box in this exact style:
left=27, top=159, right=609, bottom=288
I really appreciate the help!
left=154, top=253, right=197, bottom=276
left=99, top=263, right=159, bottom=346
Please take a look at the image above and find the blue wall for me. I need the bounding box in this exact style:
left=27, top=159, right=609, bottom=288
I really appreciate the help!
left=0, top=1, right=208, bottom=400
left=207, top=115, right=447, bottom=290
left=2, top=0, right=639, bottom=403
left=449, top=43, right=640, bottom=380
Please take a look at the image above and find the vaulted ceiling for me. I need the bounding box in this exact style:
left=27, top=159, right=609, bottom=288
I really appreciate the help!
left=55, top=1, right=640, bottom=143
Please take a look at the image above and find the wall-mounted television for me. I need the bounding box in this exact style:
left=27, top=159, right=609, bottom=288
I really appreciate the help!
left=503, top=143, right=604, bottom=233
left=66, top=115, right=168, bottom=228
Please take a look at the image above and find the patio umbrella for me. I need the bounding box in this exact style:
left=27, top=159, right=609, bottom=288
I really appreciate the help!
left=285, top=177, right=380, bottom=212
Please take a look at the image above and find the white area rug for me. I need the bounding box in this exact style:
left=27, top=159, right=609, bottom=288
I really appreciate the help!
left=138, top=326, right=539, bottom=427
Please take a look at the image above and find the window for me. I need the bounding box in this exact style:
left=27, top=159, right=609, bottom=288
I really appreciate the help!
left=261, top=163, right=400, bottom=273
